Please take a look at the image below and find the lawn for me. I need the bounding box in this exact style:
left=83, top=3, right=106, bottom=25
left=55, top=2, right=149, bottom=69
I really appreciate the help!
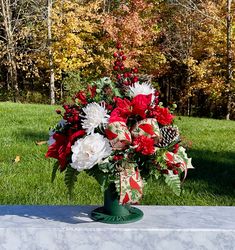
left=0, top=102, right=235, bottom=205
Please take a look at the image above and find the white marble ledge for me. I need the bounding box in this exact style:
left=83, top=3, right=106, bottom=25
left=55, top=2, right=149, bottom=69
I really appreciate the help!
left=0, top=205, right=235, bottom=250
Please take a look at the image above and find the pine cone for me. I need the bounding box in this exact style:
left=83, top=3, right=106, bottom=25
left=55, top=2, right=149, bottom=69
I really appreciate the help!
left=156, top=126, right=179, bottom=148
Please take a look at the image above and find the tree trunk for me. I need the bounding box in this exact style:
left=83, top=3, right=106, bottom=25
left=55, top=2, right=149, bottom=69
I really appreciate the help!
left=0, top=0, right=19, bottom=101
left=226, top=0, right=233, bottom=120
left=48, top=0, right=55, bottom=105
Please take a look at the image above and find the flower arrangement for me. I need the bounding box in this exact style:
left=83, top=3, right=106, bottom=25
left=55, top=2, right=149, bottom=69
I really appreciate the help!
left=46, top=43, right=193, bottom=206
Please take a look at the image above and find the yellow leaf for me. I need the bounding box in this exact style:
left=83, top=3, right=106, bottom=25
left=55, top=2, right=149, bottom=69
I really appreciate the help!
left=35, top=141, right=47, bottom=146
left=14, top=156, right=20, bottom=163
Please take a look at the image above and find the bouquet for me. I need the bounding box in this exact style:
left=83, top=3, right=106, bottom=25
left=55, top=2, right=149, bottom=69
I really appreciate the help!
left=46, top=43, right=193, bottom=205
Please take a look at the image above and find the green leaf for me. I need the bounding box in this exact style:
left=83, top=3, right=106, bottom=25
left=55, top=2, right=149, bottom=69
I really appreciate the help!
left=64, top=165, right=79, bottom=199
left=51, top=161, right=59, bottom=183
left=98, top=162, right=113, bottom=173
left=164, top=173, right=181, bottom=196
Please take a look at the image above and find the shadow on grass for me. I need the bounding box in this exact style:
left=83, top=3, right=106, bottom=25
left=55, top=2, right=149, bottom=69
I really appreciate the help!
left=187, top=148, right=235, bottom=197
left=14, top=129, right=49, bottom=142
left=0, top=205, right=98, bottom=224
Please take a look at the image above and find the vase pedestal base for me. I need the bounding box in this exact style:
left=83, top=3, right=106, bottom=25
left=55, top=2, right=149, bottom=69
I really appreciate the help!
left=91, top=206, right=143, bottom=224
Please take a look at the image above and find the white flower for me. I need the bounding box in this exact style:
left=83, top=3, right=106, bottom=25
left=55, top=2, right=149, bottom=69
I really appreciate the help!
left=47, top=119, right=67, bottom=146
left=70, top=133, right=112, bottom=171
left=81, top=102, right=109, bottom=134
left=129, top=82, right=155, bottom=97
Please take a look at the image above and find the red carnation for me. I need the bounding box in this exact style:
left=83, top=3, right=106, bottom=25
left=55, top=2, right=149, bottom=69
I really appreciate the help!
left=131, top=94, right=152, bottom=119
left=154, top=106, right=174, bottom=125
left=133, top=136, right=155, bottom=155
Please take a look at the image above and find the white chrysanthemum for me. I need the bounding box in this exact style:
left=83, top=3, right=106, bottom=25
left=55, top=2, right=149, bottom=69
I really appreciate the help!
left=47, top=119, right=67, bottom=146
left=81, top=102, right=109, bottom=134
left=70, top=133, right=112, bottom=171
left=129, top=82, right=155, bottom=101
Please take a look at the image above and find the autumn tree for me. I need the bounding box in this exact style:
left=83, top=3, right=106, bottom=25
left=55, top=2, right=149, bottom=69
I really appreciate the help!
left=102, top=0, right=166, bottom=76
left=159, top=0, right=235, bottom=118
left=0, top=0, right=47, bottom=101
left=0, top=0, right=19, bottom=100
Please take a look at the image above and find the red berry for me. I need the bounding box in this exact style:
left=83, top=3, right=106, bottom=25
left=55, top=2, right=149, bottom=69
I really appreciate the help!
left=113, top=52, right=118, bottom=58
left=162, top=169, right=169, bottom=175
left=113, top=65, right=119, bottom=71
left=63, top=105, right=69, bottom=110
left=120, top=65, right=125, bottom=71
left=123, top=80, right=129, bottom=85
left=119, top=51, right=124, bottom=56
left=132, top=76, right=138, bottom=83
left=173, top=170, right=179, bottom=175
left=115, top=60, right=121, bottom=66
left=116, top=74, right=122, bottom=80
left=124, top=72, right=128, bottom=78
left=55, top=109, right=61, bottom=114
left=113, top=155, right=123, bottom=161
left=122, top=55, right=127, bottom=60
left=67, top=117, right=73, bottom=123
left=132, top=68, right=138, bottom=73
left=73, top=115, right=79, bottom=122
left=113, top=155, right=119, bottom=161
left=167, top=164, right=174, bottom=170
left=116, top=42, right=122, bottom=49
left=176, top=163, right=181, bottom=168
left=155, top=91, right=160, bottom=96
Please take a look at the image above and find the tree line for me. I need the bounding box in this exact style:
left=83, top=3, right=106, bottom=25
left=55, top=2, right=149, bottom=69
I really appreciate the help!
left=0, top=0, right=234, bottom=119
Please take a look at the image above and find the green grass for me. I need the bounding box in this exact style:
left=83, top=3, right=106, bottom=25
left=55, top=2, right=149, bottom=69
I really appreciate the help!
left=0, top=102, right=235, bottom=205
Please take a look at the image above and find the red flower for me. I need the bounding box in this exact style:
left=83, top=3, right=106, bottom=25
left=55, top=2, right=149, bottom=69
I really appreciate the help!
left=131, top=94, right=152, bottom=118
left=46, top=130, right=86, bottom=171
left=75, top=91, right=87, bottom=105
left=133, top=136, right=155, bottom=155
left=110, top=94, right=152, bottom=122
left=88, top=85, right=97, bottom=98
left=109, top=97, right=132, bottom=123
left=153, top=106, right=174, bottom=125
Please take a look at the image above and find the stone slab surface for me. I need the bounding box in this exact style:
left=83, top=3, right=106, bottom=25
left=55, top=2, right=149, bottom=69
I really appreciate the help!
left=0, top=205, right=235, bottom=250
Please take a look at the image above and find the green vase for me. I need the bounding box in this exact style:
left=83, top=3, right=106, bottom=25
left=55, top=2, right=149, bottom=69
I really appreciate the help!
left=91, top=183, right=143, bottom=224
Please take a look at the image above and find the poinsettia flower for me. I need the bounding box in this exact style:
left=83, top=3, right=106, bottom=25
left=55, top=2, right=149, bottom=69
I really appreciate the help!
left=70, top=133, right=112, bottom=171
left=129, top=82, right=155, bottom=102
left=109, top=97, right=132, bottom=123
left=133, top=135, right=155, bottom=155
left=46, top=130, right=86, bottom=170
left=109, top=94, right=152, bottom=122
left=81, top=102, right=109, bottom=134
left=47, top=119, right=67, bottom=146
left=153, top=106, right=174, bottom=125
